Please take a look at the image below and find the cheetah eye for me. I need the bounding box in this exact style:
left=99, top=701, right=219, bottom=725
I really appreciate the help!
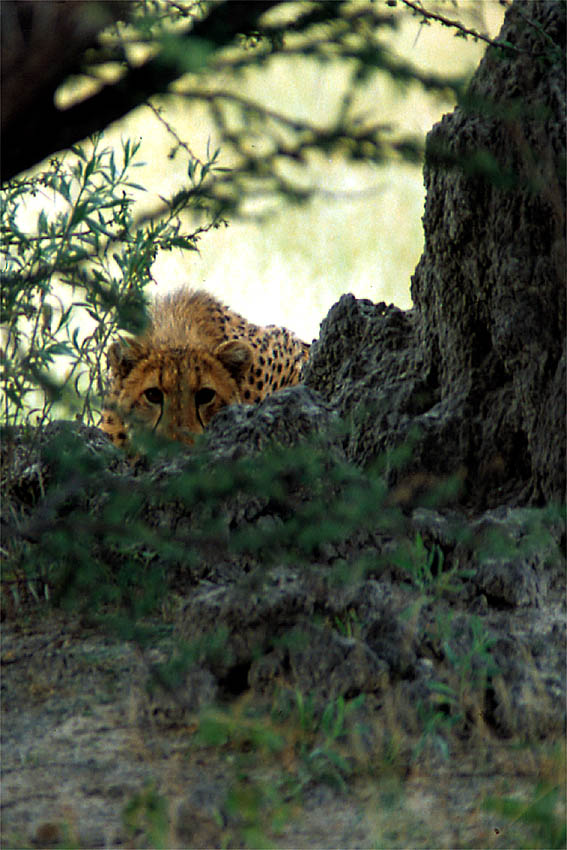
left=144, top=387, right=164, bottom=405
left=195, top=387, right=216, bottom=407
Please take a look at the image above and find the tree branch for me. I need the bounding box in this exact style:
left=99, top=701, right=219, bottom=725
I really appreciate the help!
left=1, top=0, right=279, bottom=182
left=398, top=0, right=520, bottom=53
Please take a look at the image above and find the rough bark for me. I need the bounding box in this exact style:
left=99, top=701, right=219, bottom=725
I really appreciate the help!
left=1, top=4, right=566, bottom=845
left=410, top=0, right=566, bottom=505
left=303, top=0, right=566, bottom=508
left=0, top=0, right=279, bottom=181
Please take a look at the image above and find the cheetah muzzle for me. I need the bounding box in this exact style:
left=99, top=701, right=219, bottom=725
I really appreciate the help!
left=100, top=288, right=310, bottom=446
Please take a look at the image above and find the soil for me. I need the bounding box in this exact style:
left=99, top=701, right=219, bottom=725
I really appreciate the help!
left=1, top=1, right=566, bottom=847
left=1, top=580, right=564, bottom=848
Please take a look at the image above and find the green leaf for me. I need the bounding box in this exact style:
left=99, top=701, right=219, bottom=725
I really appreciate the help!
left=37, top=209, right=48, bottom=234
left=42, top=341, right=72, bottom=358
left=169, top=236, right=198, bottom=250
left=69, top=202, right=89, bottom=228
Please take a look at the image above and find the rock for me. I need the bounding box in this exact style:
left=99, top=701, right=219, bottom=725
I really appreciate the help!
left=411, top=0, right=566, bottom=505
left=1, top=2, right=566, bottom=844
left=174, top=784, right=227, bottom=848
left=204, top=385, right=341, bottom=461
left=302, top=1, right=567, bottom=508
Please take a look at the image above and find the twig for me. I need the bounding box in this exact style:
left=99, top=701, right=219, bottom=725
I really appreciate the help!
left=398, top=0, right=520, bottom=53
left=145, top=102, right=205, bottom=166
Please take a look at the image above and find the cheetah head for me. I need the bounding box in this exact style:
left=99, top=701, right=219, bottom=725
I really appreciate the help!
left=105, top=337, right=253, bottom=445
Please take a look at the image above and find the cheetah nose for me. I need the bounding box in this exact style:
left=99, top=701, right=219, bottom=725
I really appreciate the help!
left=170, top=424, right=197, bottom=445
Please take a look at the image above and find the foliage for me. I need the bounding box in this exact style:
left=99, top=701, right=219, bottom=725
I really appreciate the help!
left=2, top=423, right=397, bottom=618
left=293, top=691, right=367, bottom=790
left=393, top=531, right=474, bottom=596
left=419, top=611, right=500, bottom=755
left=3, top=0, right=482, bottom=184
left=0, top=134, right=224, bottom=427
left=483, top=782, right=566, bottom=850
left=7, top=416, right=556, bottom=814
left=195, top=689, right=368, bottom=845
left=123, top=781, right=170, bottom=850
left=410, top=699, right=462, bottom=762
left=1, top=2, right=565, bottom=847
left=0, top=1, right=470, bottom=426
left=2, top=1, right=555, bottom=427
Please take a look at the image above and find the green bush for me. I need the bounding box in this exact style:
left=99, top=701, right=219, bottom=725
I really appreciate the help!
left=1, top=134, right=223, bottom=428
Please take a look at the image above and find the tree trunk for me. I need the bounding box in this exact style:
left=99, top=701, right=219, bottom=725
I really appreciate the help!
left=412, top=0, right=566, bottom=505
left=306, top=0, right=566, bottom=509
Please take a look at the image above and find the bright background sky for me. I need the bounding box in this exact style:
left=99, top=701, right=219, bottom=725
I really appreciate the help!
left=76, top=2, right=506, bottom=342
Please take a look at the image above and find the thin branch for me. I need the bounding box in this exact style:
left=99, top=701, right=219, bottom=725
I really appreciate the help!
left=1, top=0, right=280, bottom=182
left=145, top=102, right=206, bottom=166
left=398, top=0, right=521, bottom=53
left=174, top=85, right=332, bottom=135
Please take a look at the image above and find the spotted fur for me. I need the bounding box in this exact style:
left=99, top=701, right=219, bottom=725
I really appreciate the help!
left=100, top=288, right=310, bottom=446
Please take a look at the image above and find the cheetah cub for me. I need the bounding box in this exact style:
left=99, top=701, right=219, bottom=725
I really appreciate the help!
left=101, top=288, right=310, bottom=446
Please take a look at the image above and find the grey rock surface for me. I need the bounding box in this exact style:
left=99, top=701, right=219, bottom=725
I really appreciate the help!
left=2, top=2, right=566, bottom=846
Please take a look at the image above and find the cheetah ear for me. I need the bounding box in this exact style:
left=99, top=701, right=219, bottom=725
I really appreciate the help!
left=107, top=338, right=143, bottom=378
left=215, top=339, right=253, bottom=379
